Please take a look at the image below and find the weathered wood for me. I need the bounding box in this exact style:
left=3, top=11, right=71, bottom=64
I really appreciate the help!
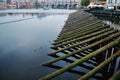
left=109, top=69, right=120, bottom=80
left=61, top=12, right=101, bottom=33
left=58, top=20, right=102, bottom=37
left=78, top=49, right=120, bottom=80
left=47, top=53, right=97, bottom=67
left=51, top=28, right=113, bottom=49
left=40, top=36, right=120, bottom=80
left=58, top=21, right=102, bottom=37
left=43, top=31, right=120, bottom=66
left=64, top=17, right=96, bottom=28
left=45, top=64, right=101, bottom=79
left=40, top=10, right=120, bottom=80
left=54, top=26, right=109, bottom=45
left=57, top=24, right=107, bottom=40
left=108, top=47, right=117, bottom=77
left=61, top=16, right=98, bottom=30
left=49, top=29, right=118, bottom=56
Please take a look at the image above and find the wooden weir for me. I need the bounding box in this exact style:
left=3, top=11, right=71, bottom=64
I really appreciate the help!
left=40, top=11, right=120, bottom=80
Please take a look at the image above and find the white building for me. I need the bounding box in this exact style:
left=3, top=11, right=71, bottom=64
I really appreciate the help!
left=0, top=0, right=6, bottom=9
left=0, top=2, right=5, bottom=9
left=107, top=0, right=120, bottom=9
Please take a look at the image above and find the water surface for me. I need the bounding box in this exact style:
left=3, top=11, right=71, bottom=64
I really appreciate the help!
left=0, top=9, right=77, bottom=80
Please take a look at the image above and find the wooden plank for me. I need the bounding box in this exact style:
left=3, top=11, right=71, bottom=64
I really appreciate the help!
left=109, top=69, right=120, bottom=80
left=78, top=49, right=120, bottom=80
left=49, top=29, right=118, bottom=56
left=40, top=36, right=120, bottom=80
left=44, top=31, right=120, bottom=66
left=54, top=25, right=109, bottom=45
left=51, top=28, right=113, bottom=49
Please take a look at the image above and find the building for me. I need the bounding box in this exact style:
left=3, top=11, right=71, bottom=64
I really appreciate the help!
left=89, top=0, right=107, bottom=8
left=37, top=0, right=80, bottom=8
left=12, top=0, right=35, bottom=8
left=2, top=0, right=80, bottom=9
left=106, top=0, right=120, bottom=10
left=0, top=0, right=6, bottom=9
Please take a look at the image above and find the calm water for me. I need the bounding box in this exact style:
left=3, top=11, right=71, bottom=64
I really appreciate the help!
left=0, top=9, right=78, bottom=80
left=1, top=9, right=120, bottom=80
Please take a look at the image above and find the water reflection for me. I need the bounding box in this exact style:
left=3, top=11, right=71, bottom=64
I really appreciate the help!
left=0, top=13, right=7, bottom=17
left=0, top=11, right=74, bottom=80
left=0, top=13, right=68, bottom=25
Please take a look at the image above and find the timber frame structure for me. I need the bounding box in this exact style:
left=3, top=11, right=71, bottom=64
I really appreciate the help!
left=40, top=11, right=120, bottom=80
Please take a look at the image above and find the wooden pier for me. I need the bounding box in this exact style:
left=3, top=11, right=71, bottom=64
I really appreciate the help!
left=40, top=11, right=120, bottom=80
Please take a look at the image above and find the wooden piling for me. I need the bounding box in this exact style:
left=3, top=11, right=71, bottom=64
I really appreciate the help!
left=49, top=30, right=118, bottom=56
left=40, top=11, right=120, bottom=80
left=51, top=28, right=114, bottom=49
left=78, top=49, right=120, bottom=80
left=109, top=69, right=120, bottom=80
left=40, top=37, right=120, bottom=80
left=43, top=31, right=120, bottom=66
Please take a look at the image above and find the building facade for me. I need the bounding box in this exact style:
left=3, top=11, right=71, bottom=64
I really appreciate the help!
left=7, top=0, right=35, bottom=8
left=1, top=0, right=80, bottom=9
left=0, top=0, right=6, bottom=9
left=90, top=0, right=107, bottom=8
left=107, top=0, right=120, bottom=10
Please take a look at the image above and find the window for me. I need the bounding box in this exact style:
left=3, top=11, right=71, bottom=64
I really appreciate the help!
left=115, top=0, right=117, bottom=4
left=117, top=6, right=120, bottom=10
left=108, top=0, right=112, bottom=3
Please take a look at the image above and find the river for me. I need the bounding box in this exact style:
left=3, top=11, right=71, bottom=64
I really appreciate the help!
left=1, top=9, right=120, bottom=80
left=0, top=9, right=77, bottom=80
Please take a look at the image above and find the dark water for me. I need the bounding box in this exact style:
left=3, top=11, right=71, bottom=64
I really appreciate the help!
left=98, top=17, right=120, bottom=30
left=2, top=10, right=120, bottom=80
left=0, top=10, right=79, bottom=80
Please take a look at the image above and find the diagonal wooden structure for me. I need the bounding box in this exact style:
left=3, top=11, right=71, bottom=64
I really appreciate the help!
left=40, top=11, right=120, bottom=80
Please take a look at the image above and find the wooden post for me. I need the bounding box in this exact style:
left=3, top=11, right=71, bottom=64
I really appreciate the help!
left=40, top=37, right=120, bottom=80
left=109, top=69, right=120, bottom=80
left=52, top=28, right=113, bottom=49
left=49, top=30, right=118, bottom=56
left=78, top=49, right=120, bottom=80
left=43, top=32, right=120, bottom=66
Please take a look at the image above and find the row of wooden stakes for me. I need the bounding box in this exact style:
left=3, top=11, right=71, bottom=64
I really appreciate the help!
left=40, top=11, right=120, bottom=80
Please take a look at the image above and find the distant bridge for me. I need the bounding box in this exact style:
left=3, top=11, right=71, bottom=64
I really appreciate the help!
left=38, top=1, right=80, bottom=9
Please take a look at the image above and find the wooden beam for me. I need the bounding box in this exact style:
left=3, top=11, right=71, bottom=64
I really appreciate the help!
left=78, top=49, right=120, bottom=80
left=40, top=36, right=120, bottom=80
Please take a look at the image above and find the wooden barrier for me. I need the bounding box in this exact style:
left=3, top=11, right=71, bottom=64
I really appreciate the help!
left=39, top=10, right=120, bottom=80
